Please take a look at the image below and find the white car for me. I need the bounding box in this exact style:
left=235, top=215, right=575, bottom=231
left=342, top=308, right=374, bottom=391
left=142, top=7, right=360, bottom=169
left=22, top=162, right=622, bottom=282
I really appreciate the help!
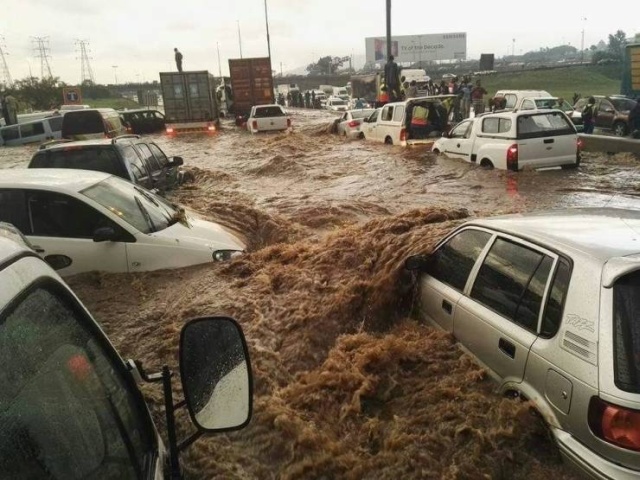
left=246, top=104, right=291, bottom=133
left=325, top=97, right=349, bottom=112
left=334, top=109, right=376, bottom=138
left=432, top=109, right=582, bottom=170
left=0, top=169, right=245, bottom=276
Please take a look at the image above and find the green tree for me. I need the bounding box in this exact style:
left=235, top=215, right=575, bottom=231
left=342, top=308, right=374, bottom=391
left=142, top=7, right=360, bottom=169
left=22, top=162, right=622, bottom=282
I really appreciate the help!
left=306, top=55, right=346, bottom=75
left=8, top=76, right=65, bottom=111
left=607, top=30, right=627, bottom=61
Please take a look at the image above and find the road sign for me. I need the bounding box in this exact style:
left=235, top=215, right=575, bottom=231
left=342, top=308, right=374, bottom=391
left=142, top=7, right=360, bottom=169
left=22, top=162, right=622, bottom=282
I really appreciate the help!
left=62, top=87, right=83, bottom=105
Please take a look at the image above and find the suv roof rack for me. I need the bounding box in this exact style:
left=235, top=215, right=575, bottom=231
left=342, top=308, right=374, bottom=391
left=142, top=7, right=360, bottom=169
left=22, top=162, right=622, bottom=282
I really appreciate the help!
left=38, top=139, right=74, bottom=150
left=112, top=134, right=140, bottom=144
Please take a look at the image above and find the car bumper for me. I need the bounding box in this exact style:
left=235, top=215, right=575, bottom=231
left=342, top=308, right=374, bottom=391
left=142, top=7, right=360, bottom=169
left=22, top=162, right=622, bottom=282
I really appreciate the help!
left=554, top=429, right=640, bottom=480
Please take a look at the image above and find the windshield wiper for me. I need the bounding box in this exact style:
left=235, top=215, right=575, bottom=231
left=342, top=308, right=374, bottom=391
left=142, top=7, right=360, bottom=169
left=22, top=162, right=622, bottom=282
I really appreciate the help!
left=134, top=186, right=160, bottom=207
left=135, top=196, right=156, bottom=233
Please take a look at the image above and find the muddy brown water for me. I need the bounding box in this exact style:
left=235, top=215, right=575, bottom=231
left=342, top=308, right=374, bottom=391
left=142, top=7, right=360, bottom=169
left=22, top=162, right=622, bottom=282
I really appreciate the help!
left=2, top=109, right=639, bottom=478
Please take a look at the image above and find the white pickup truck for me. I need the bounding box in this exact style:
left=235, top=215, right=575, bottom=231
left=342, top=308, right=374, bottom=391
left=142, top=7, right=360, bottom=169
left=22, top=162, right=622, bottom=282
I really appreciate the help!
left=431, top=109, right=582, bottom=171
left=247, top=104, right=291, bottom=133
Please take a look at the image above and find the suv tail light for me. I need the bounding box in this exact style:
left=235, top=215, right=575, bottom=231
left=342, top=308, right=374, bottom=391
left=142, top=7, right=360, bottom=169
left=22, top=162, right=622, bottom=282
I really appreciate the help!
left=588, top=397, right=640, bottom=451
left=506, top=144, right=519, bottom=171
left=252, top=120, right=258, bottom=130
left=400, top=128, right=407, bottom=142
left=348, top=120, right=359, bottom=128
left=166, top=127, right=174, bottom=134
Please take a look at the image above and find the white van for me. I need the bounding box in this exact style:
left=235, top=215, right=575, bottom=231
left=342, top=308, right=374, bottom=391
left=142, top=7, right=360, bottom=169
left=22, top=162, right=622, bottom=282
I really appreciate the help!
left=0, top=116, right=63, bottom=147
left=494, top=90, right=552, bottom=110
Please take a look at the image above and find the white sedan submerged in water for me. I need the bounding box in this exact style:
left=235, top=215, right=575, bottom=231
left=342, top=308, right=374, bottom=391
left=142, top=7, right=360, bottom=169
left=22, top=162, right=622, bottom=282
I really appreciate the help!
left=0, top=169, right=245, bottom=276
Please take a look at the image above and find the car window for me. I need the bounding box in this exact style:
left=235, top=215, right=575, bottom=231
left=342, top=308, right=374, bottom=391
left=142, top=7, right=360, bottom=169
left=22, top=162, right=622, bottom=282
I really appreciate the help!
left=470, top=238, right=553, bottom=332
left=1, top=126, right=20, bottom=141
left=63, top=112, right=104, bottom=135
left=20, top=122, right=45, bottom=138
left=598, top=100, right=613, bottom=112
left=352, top=109, right=374, bottom=120
left=517, top=112, right=574, bottom=139
left=482, top=117, right=511, bottom=134
left=611, top=98, right=636, bottom=111
left=148, top=143, right=169, bottom=167
left=47, top=116, right=63, bottom=132
left=0, top=283, right=154, bottom=478
left=450, top=120, right=472, bottom=138
left=381, top=106, right=394, bottom=122
left=613, top=269, right=640, bottom=393
left=254, top=106, right=285, bottom=118
left=136, top=143, right=161, bottom=171
left=504, top=94, right=517, bottom=109
left=26, top=190, right=116, bottom=239
left=368, top=110, right=380, bottom=122
left=540, top=257, right=571, bottom=338
left=392, top=105, right=405, bottom=122
left=30, top=147, right=125, bottom=178
left=0, top=189, right=29, bottom=234
left=121, top=146, right=149, bottom=182
left=428, top=229, right=492, bottom=291
left=521, top=100, right=535, bottom=110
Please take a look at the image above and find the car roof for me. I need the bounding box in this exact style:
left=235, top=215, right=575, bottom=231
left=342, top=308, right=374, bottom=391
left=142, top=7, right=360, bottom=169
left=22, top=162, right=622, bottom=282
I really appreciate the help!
left=0, top=235, right=32, bottom=268
left=0, top=168, right=111, bottom=192
left=466, top=208, right=640, bottom=262
left=37, top=136, right=141, bottom=152
left=254, top=104, right=281, bottom=108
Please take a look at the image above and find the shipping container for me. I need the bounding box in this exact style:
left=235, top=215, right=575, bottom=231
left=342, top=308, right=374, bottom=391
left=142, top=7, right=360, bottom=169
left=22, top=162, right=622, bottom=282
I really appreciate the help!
left=228, top=57, right=274, bottom=123
left=621, top=43, right=640, bottom=99
left=159, top=71, right=219, bottom=134
left=350, top=74, right=380, bottom=105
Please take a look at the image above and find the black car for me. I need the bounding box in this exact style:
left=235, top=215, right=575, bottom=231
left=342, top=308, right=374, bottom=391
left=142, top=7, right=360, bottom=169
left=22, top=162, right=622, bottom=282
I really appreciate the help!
left=119, top=109, right=166, bottom=134
left=28, top=135, right=183, bottom=194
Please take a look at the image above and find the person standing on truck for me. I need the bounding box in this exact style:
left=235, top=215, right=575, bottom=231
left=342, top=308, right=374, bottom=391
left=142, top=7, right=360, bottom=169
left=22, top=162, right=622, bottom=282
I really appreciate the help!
left=384, top=55, right=401, bottom=101
left=174, top=48, right=183, bottom=72
left=471, top=80, right=488, bottom=115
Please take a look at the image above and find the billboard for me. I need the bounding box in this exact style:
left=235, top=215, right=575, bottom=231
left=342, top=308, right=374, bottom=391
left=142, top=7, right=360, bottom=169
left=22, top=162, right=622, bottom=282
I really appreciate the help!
left=365, top=32, right=467, bottom=64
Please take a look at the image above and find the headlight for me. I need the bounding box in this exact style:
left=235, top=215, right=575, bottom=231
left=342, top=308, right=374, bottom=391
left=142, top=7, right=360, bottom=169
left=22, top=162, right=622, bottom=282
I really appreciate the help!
left=213, top=250, right=243, bottom=262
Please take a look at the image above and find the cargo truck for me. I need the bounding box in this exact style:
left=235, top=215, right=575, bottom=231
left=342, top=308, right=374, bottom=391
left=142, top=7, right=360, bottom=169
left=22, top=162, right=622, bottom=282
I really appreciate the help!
left=228, top=57, right=274, bottom=125
left=621, top=43, right=640, bottom=99
left=159, top=71, right=219, bottom=135
left=350, top=73, right=380, bottom=106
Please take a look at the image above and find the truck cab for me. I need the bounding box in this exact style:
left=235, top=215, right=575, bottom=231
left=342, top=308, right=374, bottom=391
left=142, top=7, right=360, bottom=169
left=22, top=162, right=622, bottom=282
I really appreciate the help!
left=0, top=224, right=252, bottom=478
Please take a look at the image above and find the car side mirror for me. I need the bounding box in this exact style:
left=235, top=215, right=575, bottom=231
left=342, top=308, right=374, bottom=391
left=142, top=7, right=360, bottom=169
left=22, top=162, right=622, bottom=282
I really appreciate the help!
left=404, top=254, right=433, bottom=272
left=93, top=226, right=118, bottom=242
left=180, top=316, right=252, bottom=432
left=169, top=156, right=184, bottom=167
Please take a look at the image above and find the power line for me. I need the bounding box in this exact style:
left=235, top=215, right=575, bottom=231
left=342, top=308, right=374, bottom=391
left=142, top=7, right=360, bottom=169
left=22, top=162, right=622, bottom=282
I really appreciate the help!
left=31, top=36, right=53, bottom=79
left=75, top=39, right=95, bottom=84
left=0, top=36, right=12, bottom=88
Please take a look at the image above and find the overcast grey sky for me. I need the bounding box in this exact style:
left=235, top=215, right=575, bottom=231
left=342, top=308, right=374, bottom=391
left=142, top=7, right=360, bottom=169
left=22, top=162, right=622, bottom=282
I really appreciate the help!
left=2, top=0, right=637, bottom=84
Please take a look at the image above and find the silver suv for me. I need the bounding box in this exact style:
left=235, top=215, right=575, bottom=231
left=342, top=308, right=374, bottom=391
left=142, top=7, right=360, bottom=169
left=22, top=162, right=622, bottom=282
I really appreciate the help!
left=405, top=208, right=640, bottom=479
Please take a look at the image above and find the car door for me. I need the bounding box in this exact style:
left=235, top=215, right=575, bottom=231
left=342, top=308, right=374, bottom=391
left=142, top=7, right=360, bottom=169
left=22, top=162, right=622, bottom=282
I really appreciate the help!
left=376, top=105, right=395, bottom=143
left=337, top=112, right=349, bottom=135
left=454, top=235, right=556, bottom=384
left=361, top=109, right=379, bottom=140
left=0, top=189, right=129, bottom=275
left=440, top=119, right=474, bottom=161
left=595, top=98, right=614, bottom=130
left=517, top=112, right=576, bottom=169
left=417, top=228, right=493, bottom=333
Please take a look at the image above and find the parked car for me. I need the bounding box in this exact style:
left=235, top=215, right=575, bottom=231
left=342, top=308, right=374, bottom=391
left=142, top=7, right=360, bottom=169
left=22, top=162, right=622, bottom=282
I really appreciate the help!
left=517, top=96, right=583, bottom=130
left=360, top=95, right=456, bottom=146
left=0, top=230, right=252, bottom=478
left=431, top=109, right=581, bottom=170
left=494, top=90, right=552, bottom=110
left=573, top=95, right=637, bottom=136
left=0, top=115, right=63, bottom=147
left=29, top=135, right=184, bottom=194
left=246, top=104, right=291, bottom=133
left=333, top=109, right=376, bottom=138
left=61, top=108, right=127, bottom=140
left=404, top=207, right=640, bottom=480
left=325, top=97, right=349, bottom=112
left=0, top=169, right=245, bottom=276
left=120, top=108, right=166, bottom=134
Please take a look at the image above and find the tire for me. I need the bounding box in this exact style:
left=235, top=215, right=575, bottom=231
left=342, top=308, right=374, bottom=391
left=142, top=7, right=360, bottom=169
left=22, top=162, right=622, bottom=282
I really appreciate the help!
left=613, top=122, right=628, bottom=137
left=342, top=130, right=347, bottom=137
left=432, top=148, right=441, bottom=155
left=359, top=132, right=365, bottom=140
left=480, top=159, right=494, bottom=169
left=384, top=137, right=393, bottom=145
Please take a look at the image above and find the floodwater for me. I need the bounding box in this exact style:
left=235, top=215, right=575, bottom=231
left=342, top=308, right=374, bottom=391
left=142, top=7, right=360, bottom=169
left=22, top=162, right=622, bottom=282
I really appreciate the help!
left=1, top=109, right=640, bottom=479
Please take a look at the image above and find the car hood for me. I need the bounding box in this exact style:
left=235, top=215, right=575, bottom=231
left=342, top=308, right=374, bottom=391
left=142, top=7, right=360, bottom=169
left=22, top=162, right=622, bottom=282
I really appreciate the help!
left=150, top=217, right=245, bottom=251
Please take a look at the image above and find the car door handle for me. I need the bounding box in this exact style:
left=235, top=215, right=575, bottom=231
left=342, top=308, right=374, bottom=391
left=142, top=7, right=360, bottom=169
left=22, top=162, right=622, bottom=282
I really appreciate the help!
left=543, top=138, right=554, bottom=144
left=499, top=338, right=516, bottom=359
left=442, top=299, right=453, bottom=315
left=31, top=245, right=45, bottom=253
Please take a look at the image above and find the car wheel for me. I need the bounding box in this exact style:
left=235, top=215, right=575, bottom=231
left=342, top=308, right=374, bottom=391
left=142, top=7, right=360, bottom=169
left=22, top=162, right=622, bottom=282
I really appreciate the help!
left=561, top=162, right=579, bottom=170
left=359, top=132, right=365, bottom=140
left=480, top=159, right=494, bottom=169
left=342, top=130, right=347, bottom=137
left=432, top=148, right=441, bottom=155
left=613, top=122, right=628, bottom=137
left=384, top=137, right=393, bottom=145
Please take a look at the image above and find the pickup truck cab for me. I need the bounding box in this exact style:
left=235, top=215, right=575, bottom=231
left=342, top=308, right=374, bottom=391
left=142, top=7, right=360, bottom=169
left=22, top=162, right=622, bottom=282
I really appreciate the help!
left=494, top=90, right=552, bottom=110
left=359, top=95, right=456, bottom=146
left=431, top=109, right=582, bottom=171
left=0, top=224, right=253, bottom=479
left=247, top=104, right=291, bottom=133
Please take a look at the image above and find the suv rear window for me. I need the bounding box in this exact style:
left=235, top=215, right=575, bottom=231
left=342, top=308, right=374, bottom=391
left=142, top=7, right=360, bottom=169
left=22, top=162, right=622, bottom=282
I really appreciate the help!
left=62, top=112, right=104, bottom=135
left=253, top=106, right=284, bottom=118
left=517, top=112, right=574, bottom=139
left=613, top=270, right=640, bottom=393
left=30, top=148, right=124, bottom=177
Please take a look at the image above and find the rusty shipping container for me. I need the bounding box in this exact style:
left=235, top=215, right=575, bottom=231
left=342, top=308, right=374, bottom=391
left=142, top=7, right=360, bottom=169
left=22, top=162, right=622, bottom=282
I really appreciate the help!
left=228, top=57, right=275, bottom=122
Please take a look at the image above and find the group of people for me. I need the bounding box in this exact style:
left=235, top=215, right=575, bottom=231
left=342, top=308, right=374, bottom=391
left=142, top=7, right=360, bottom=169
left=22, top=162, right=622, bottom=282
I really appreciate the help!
left=277, top=90, right=325, bottom=109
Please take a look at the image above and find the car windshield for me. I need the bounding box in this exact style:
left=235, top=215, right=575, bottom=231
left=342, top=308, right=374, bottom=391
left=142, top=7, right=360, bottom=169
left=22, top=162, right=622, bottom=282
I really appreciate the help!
left=81, top=176, right=180, bottom=234
left=613, top=269, right=640, bottom=393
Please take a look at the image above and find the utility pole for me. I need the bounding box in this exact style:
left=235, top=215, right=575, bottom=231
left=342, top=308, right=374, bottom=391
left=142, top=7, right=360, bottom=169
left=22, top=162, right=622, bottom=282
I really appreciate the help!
left=75, top=39, right=95, bottom=84
left=216, top=42, right=223, bottom=79
left=32, top=36, right=53, bottom=79
left=385, top=0, right=392, bottom=60
left=237, top=21, right=243, bottom=59
left=264, top=0, right=272, bottom=60
left=512, top=38, right=516, bottom=57
left=112, top=65, right=118, bottom=84
left=581, top=17, right=587, bottom=63
left=280, top=62, right=283, bottom=77
left=0, top=36, right=13, bottom=88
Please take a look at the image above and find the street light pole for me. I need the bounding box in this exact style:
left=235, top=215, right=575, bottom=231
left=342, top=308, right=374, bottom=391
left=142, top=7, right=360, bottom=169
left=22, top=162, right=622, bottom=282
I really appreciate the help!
left=581, top=17, right=587, bottom=63
left=216, top=42, right=222, bottom=79
left=237, top=20, right=243, bottom=59
left=385, top=0, right=392, bottom=60
left=264, top=0, right=272, bottom=60
left=112, top=65, right=118, bottom=84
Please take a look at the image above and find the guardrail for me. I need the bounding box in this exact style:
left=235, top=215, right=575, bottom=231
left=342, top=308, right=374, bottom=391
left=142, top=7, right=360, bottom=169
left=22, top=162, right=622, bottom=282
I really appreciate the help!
left=579, top=134, right=640, bottom=155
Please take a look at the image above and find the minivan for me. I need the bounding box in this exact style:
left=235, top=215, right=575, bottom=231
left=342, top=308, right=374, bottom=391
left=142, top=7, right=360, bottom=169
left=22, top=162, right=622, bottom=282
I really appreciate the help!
left=0, top=116, right=63, bottom=147
left=61, top=108, right=126, bottom=140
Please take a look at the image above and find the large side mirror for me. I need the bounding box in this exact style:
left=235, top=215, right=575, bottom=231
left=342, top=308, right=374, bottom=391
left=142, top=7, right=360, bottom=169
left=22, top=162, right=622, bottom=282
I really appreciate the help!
left=180, top=316, right=252, bottom=432
left=169, top=156, right=184, bottom=167
left=93, top=226, right=118, bottom=242
left=404, top=254, right=433, bottom=272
